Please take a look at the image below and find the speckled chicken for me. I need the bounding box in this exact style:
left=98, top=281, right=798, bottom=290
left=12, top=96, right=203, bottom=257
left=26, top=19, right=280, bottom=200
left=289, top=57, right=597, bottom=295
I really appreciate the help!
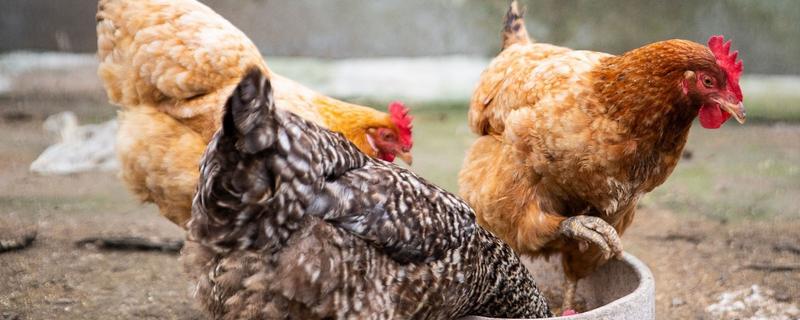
left=182, top=69, right=552, bottom=319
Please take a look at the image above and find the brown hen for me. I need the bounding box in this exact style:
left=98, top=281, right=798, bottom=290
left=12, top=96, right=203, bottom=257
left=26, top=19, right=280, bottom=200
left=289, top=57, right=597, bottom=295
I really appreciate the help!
left=459, top=0, right=745, bottom=311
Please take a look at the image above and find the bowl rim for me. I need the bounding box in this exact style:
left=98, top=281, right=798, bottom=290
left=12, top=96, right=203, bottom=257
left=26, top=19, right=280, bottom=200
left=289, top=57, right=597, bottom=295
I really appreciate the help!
left=461, top=251, right=655, bottom=320
left=541, top=251, right=654, bottom=319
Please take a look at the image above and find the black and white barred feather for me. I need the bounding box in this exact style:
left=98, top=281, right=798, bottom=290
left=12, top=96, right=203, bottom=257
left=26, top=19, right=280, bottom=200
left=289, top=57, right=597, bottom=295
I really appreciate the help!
left=183, top=69, right=552, bottom=319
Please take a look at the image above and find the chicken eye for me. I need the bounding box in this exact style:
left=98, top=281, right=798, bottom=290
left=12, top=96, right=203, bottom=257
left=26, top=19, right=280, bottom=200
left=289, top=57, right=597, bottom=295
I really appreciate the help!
left=702, top=76, right=714, bottom=88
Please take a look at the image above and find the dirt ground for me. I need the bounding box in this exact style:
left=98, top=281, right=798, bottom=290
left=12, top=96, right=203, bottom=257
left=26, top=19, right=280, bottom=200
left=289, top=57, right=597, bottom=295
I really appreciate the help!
left=1, top=95, right=799, bottom=319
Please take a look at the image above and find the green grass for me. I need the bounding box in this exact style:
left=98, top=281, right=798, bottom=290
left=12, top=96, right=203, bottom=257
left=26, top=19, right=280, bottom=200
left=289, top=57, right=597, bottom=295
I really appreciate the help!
left=645, top=124, right=800, bottom=221
left=403, top=106, right=800, bottom=222
left=407, top=110, right=474, bottom=192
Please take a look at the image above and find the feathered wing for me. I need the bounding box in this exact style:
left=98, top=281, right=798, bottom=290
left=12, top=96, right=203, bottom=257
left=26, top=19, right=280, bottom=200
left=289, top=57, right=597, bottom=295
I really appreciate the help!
left=320, top=165, right=476, bottom=264
left=97, top=0, right=343, bottom=130
left=116, top=106, right=206, bottom=226
left=96, top=0, right=268, bottom=117
left=193, top=69, right=473, bottom=263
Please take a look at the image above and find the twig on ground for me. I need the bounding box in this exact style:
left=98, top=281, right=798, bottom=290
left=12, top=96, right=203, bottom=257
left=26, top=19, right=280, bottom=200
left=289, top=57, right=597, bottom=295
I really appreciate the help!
left=647, top=233, right=703, bottom=245
left=0, top=229, right=38, bottom=253
left=773, top=243, right=800, bottom=256
left=75, top=236, right=184, bottom=253
left=742, top=263, right=800, bottom=272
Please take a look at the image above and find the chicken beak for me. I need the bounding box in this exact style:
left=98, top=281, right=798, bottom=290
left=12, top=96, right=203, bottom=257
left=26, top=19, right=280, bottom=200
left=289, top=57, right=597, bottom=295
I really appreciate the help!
left=398, top=151, right=413, bottom=165
left=716, top=98, right=746, bottom=124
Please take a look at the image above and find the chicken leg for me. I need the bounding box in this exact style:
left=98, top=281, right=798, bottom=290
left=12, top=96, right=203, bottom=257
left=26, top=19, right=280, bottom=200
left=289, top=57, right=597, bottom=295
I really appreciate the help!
left=558, top=215, right=623, bottom=311
left=562, top=276, right=579, bottom=313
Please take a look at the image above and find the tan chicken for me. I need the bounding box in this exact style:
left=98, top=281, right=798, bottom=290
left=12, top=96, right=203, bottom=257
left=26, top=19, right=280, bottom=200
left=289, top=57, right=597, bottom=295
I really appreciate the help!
left=96, top=0, right=413, bottom=227
left=459, top=1, right=745, bottom=312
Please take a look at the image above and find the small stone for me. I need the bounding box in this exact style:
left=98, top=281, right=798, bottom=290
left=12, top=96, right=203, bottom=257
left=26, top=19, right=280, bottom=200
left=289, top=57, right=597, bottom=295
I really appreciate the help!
left=774, top=292, right=791, bottom=302
left=672, top=297, right=686, bottom=307
left=1, top=312, right=21, bottom=320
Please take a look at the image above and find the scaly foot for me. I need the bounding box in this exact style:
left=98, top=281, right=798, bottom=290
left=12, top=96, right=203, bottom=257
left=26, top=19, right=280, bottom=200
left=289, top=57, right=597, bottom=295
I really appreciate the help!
left=558, top=215, right=623, bottom=260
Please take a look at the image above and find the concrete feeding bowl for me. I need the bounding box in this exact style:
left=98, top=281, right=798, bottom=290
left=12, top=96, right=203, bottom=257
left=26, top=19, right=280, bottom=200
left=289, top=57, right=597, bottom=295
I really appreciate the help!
left=463, top=252, right=655, bottom=320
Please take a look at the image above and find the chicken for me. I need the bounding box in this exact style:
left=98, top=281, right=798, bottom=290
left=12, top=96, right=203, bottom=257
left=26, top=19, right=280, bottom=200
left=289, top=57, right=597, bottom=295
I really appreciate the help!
left=182, top=68, right=552, bottom=319
left=96, top=0, right=413, bottom=227
left=458, top=1, right=745, bottom=311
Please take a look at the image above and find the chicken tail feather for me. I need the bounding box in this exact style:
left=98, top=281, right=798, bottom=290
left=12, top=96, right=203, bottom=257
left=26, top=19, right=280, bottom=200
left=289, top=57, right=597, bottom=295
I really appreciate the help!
left=222, top=68, right=276, bottom=154
left=502, top=0, right=532, bottom=49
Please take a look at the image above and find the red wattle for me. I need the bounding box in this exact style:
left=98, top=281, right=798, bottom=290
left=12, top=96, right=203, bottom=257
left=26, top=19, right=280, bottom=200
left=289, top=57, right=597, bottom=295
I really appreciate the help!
left=698, top=104, right=730, bottom=129
left=379, top=152, right=396, bottom=162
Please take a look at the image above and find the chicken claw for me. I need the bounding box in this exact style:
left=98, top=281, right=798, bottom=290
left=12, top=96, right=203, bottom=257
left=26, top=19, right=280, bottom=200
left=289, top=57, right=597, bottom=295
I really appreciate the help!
left=558, top=215, right=623, bottom=259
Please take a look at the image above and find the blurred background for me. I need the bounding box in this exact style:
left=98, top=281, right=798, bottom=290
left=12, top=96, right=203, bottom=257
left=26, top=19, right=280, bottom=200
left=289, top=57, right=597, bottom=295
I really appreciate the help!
left=1, top=1, right=798, bottom=319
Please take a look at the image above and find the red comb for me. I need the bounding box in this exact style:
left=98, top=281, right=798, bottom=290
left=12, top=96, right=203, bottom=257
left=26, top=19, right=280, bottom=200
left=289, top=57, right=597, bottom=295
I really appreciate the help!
left=388, top=101, right=413, bottom=149
left=708, top=35, right=744, bottom=101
